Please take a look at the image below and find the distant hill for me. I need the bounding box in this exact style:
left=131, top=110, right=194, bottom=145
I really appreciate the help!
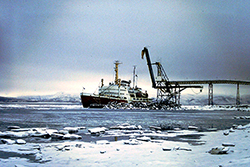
left=181, top=94, right=250, bottom=105
left=0, top=92, right=249, bottom=105
left=19, top=92, right=80, bottom=102
left=0, top=96, right=27, bottom=102
left=0, top=92, right=80, bottom=103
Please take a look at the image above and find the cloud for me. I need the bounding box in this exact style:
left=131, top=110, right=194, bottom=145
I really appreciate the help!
left=0, top=0, right=250, bottom=96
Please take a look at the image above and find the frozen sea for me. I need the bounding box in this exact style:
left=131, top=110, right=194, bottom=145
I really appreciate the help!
left=1, top=102, right=250, bottom=166
left=1, top=102, right=250, bottom=133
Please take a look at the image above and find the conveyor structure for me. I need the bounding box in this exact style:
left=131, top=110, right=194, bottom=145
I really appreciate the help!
left=141, top=47, right=250, bottom=106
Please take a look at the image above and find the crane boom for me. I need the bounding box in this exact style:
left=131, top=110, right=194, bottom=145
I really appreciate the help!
left=141, top=47, right=203, bottom=107
left=141, top=47, right=156, bottom=88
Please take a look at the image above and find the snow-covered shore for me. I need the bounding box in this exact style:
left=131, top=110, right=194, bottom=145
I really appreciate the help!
left=182, top=104, right=250, bottom=112
left=0, top=123, right=250, bottom=167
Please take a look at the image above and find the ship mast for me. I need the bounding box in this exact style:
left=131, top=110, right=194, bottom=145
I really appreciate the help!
left=114, top=61, right=122, bottom=85
left=132, top=65, right=137, bottom=89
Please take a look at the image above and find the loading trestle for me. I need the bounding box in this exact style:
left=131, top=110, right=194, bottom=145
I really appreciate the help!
left=169, top=80, right=250, bottom=105
left=141, top=47, right=250, bottom=106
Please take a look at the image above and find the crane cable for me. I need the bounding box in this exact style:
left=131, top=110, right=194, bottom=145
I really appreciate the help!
left=190, top=84, right=203, bottom=95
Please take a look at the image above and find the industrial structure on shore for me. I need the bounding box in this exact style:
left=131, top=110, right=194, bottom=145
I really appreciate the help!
left=141, top=47, right=250, bottom=106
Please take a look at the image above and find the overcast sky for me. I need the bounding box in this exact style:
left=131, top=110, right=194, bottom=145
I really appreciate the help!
left=1, top=0, right=250, bottom=97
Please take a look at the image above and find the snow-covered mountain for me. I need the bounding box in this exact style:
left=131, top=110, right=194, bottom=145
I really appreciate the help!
left=181, top=94, right=250, bottom=105
left=18, top=92, right=80, bottom=102
left=1, top=92, right=249, bottom=105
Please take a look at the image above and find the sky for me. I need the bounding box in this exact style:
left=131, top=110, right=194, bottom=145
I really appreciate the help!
left=0, top=0, right=250, bottom=97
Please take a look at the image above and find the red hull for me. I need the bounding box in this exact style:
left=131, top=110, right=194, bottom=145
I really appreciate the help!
left=80, top=94, right=128, bottom=108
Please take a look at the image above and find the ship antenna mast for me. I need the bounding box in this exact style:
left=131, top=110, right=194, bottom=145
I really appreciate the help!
left=132, top=65, right=137, bottom=89
left=114, top=60, right=122, bottom=85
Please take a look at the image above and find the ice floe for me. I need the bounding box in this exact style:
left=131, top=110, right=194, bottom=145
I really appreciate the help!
left=124, top=139, right=141, bottom=145
left=222, top=143, right=235, bottom=147
left=15, top=139, right=26, bottom=145
left=63, top=126, right=85, bottom=133
left=137, top=136, right=151, bottom=142
left=110, top=123, right=142, bottom=130
left=208, top=146, right=229, bottom=154
left=7, top=126, right=21, bottom=130
left=173, top=146, right=192, bottom=151
left=88, top=127, right=107, bottom=135
left=188, top=125, right=198, bottom=130
left=62, top=134, right=82, bottom=140
left=1, top=139, right=16, bottom=145
left=95, top=140, right=110, bottom=145
left=162, top=147, right=171, bottom=151
left=1, top=122, right=250, bottom=166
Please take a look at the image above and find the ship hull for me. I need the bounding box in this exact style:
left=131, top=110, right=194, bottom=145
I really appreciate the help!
left=80, top=94, right=128, bottom=108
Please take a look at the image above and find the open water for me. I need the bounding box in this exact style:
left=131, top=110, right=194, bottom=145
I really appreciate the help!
left=1, top=102, right=250, bottom=134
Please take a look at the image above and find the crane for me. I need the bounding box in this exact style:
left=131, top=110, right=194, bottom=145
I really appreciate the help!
left=141, top=47, right=203, bottom=107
